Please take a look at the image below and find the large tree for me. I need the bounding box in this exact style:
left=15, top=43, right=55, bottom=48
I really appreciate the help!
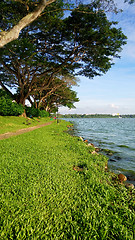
left=0, top=0, right=126, bottom=48
left=0, top=4, right=127, bottom=107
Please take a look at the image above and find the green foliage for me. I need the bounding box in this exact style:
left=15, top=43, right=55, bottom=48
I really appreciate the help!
left=0, top=120, right=134, bottom=239
left=64, top=4, right=127, bottom=77
left=25, top=106, right=40, bottom=117
left=0, top=89, right=13, bottom=99
left=0, top=0, right=64, bottom=32
left=125, top=0, right=135, bottom=3
left=0, top=2, right=127, bottom=107
left=25, top=106, right=49, bottom=117
left=39, top=109, right=49, bottom=117
left=38, top=81, right=79, bottom=113
left=0, top=89, right=24, bottom=116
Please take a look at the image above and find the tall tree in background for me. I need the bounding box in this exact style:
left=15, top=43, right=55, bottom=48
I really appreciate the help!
left=36, top=82, right=79, bottom=113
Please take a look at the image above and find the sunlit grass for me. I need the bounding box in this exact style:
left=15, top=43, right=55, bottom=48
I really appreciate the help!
left=0, top=116, right=52, bottom=134
left=0, top=120, right=134, bottom=239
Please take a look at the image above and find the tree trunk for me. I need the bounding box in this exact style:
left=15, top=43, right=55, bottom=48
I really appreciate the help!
left=19, top=110, right=27, bottom=118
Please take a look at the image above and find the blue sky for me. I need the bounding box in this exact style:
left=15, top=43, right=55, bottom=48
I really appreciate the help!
left=59, top=0, right=135, bottom=114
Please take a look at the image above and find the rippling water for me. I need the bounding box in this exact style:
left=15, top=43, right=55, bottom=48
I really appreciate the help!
left=64, top=118, right=135, bottom=183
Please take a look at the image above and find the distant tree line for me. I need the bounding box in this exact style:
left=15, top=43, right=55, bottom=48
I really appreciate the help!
left=58, top=114, right=135, bottom=118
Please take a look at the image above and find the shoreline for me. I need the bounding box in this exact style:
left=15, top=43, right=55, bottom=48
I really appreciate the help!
left=66, top=122, right=135, bottom=187
left=66, top=118, right=135, bottom=185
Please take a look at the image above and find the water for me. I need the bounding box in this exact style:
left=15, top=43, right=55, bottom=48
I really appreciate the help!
left=64, top=118, right=135, bottom=184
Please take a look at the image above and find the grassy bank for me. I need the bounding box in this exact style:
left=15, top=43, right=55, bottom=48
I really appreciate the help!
left=0, top=116, right=52, bottom=134
left=0, top=119, right=135, bottom=239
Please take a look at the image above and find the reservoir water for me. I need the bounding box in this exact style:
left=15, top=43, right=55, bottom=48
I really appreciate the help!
left=64, top=118, right=135, bottom=184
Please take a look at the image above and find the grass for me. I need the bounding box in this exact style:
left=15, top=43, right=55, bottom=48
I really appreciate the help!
left=0, top=119, right=135, bottom=239
left=0, top=116, right=52, bottom=134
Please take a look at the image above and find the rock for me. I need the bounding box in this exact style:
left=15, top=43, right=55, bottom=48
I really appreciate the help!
left=67, top=125, right=73, bottom=128
left=95, top=147, right=100, bottom=152
left=79, top=136, right=84, bottom=141
left=125, top=183, right=134, bottom=190
left=73, top=163, right=88, bottom=172
left=127, top=176, right=135, bottom=181
left=19, top=111, right=27, bottom=118
left=115, top=156, right=121, bottom=160
left=105, top=163, right=108, bottom=171
left=102, top=149, right=115, bottom=156
left=88, top=143, right=95, bottom=147
left=107, top=152, right=113, bottom=156
left=118, top=173, right=127, bottom=183
left=109, top=159, right=117, bottom=162
left=91, top=151, right=99, bottom=155
left=73, top=165, right=84, bottom=172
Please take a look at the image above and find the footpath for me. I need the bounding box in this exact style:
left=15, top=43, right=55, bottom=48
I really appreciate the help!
left=0, top=121, right=53, bottom=140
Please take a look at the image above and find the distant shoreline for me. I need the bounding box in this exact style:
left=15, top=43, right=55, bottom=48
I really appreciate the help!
left=58, top=114, right=135, bottom=118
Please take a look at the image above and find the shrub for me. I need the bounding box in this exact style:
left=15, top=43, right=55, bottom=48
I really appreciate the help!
left=39, top=109, right=49, bottom=117
left=25, top=106, right=40, bottom=117
left=0, top=90, right=24, bottom=116
left=25, top=106, right=49, bottom=117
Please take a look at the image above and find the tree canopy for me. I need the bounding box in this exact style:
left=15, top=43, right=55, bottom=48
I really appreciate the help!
left=0, top=0, right=130, bottom=48
left=0, top=3, right=127, bottom=102
left=0, top=1, right=128, bottom=113
left=0, top=0, right=58, bottom=47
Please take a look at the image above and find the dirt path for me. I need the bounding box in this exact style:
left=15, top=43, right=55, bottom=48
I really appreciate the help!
left=0, top=121, right=53, bottom=140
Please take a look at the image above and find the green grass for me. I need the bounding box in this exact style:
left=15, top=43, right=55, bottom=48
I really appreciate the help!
left=0, top=116, right=52, bottom=134
left=0, top=120, right=135, bottom=239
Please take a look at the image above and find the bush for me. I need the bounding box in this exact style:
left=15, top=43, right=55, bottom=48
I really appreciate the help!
left=25, top=106, right=39, bottom=117
left=25, top=106, right=49, bottom=117
left=0, top=90, right=24, bottom=116
left=39, top=109, right=49, bottom=117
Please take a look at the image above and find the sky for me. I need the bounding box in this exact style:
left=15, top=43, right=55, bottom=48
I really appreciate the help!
left=59, top=0, right=135, bottom=115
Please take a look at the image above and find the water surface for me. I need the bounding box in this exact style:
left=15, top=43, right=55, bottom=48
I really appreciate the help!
left=64, top=118, right=135, bottom=184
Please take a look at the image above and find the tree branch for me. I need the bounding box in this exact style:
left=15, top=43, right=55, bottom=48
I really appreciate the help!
left=0, top=0, right=56, bottom=48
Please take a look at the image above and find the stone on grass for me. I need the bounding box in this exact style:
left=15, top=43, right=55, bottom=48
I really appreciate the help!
left=118, top=173, right=127, bottom=183
left=79, top=136, right=84, bottom=141
left=125, top=183, right=134, bottom=190
left=88, top=143, right=95, bottom=147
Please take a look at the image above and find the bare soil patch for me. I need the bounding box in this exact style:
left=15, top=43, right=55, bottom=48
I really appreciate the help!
left=0, top=121, right=53, bottom=140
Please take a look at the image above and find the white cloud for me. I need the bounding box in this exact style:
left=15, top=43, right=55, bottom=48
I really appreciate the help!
left=110, top=103, right=119, bottom=109
left=59, top=97, right=135, bottom=115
